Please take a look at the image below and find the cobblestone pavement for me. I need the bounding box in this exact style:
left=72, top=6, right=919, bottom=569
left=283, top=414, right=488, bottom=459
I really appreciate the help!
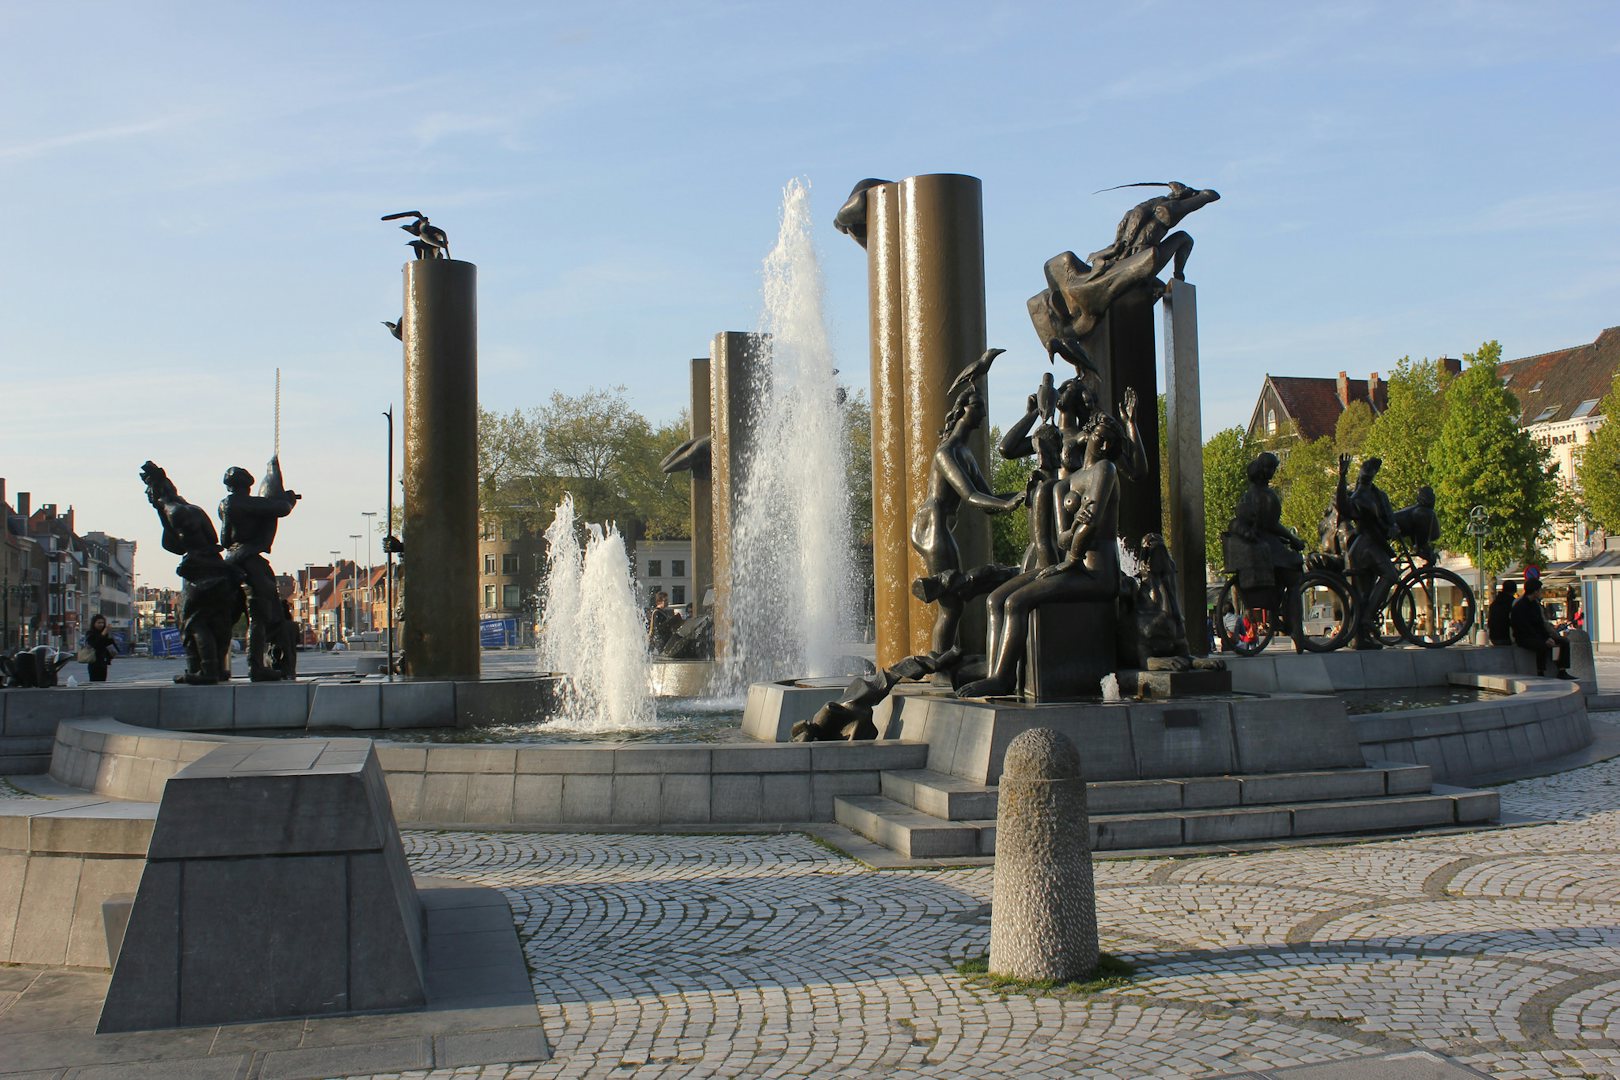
left=348, top=721, right=1620, bottom=1079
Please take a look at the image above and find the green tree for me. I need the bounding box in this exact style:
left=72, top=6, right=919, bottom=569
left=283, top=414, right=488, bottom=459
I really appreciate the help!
left=1334, top=400, right=1375, bottom=458
left=1275, top=436, right=1339, bottom=545
left=1361, top=356, right=1451, bottom=505
left=1203, top=426, right=1252, bottom=576
left=1431, top=341, right=1562, bottom=575
left=989, top=425, right=1032, bottom=567
left=1575, top=368, right=1620, bottom=533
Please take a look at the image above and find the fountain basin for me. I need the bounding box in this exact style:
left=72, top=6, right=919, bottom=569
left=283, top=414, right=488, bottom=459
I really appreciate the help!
left=649, top=659, right=718, bottom=698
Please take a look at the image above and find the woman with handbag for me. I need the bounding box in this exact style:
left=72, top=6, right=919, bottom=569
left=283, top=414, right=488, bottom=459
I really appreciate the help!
left=81, top=613, right=118, bottom=683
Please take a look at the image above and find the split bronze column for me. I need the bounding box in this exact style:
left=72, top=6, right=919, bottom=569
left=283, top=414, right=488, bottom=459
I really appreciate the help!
left=399, top=258, right=480, bottom=678
left=687, top=358, right=715, bottom=614
left=860, top=174, right=992, bottom=668
left=707, top=330, right=767, bottom=658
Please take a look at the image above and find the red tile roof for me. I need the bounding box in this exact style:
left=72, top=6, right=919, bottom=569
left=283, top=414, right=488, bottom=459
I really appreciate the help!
left=1498, top=326, right=1620, bottom=425
left=1266, top=375, right=1388, bottom=441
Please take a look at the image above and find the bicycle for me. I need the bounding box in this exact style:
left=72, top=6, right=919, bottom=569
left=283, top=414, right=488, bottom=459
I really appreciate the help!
left=1357, top=541, right=1476, bottom=648
left=1214, top=565, right=1358, bottom=656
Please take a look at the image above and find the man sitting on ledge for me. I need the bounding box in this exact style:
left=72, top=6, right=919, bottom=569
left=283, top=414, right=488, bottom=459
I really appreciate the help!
left=1511, top=579, right=1572, bottom=679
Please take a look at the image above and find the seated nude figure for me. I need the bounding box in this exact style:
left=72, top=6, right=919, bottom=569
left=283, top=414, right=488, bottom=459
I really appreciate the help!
left=958, top=412, right=1124, bottom=698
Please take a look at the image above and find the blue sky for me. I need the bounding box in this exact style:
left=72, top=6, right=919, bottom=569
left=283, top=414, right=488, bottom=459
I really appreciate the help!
left=3, top=1, right=1617, bottom=586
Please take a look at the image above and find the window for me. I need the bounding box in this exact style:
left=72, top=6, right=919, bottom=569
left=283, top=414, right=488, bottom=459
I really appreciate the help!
left=672, top=586, right=685, bottom=605
left=648, top=560, right=662, bottom=577
left=1573, top=399, right=1601, bottom=419
left=1529, top=381, right=1543, bottom=393
left=672, top=560, right=685, bottom=577
left=482, top=523, right=495, bottom=540
left=1533, top=406, right=1559, bottom=423
left=483, top=585, right=496, bottom=609
left=502, top=554, right=519, bottom=575
left=484, top=554, right=496, bottom=575
left=1266, top=408, right=1277, bottom=435
left=500, top=524, right=512, bottom=541
left=503, top=584, right=521, bottom=609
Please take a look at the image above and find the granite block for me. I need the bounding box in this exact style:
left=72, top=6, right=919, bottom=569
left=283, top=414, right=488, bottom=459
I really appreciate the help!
left=307, top=683, right=383, bottom=730
left=513, top=774, right=564, bottom=823
left=610, top=774, right=661, bottom=824
left=561, top=773, right=613, bottom=824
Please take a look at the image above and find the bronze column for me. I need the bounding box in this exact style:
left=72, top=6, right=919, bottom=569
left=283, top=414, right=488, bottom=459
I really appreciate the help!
left=864, top=182, right=910, bottom=668
left=897, top=174, right=991, bottom=658
left=1163, top=280, right=1206, bottom=653
left=689, top=357, right=714, bottom=613
left=1105, top=293, right=1162, bottom=548
left=400, top=258, right=479, bottom=678
left=708, top=330, right=766, bottom=658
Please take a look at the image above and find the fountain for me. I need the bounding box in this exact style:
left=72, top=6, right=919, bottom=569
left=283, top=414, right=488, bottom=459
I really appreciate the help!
left=720, top=179, right=860, bottom=690
left=537, top=495, right=655, bottom=732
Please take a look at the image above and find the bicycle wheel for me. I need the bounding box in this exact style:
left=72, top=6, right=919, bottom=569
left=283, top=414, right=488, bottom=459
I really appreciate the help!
left=1293, top=570, right=1358, bottom=652
left=1215, top=578, right=1275, bottom=656
left=1393, top=566, right=1475, bottom=647
left=1374, top=603, right=1405, bottom=648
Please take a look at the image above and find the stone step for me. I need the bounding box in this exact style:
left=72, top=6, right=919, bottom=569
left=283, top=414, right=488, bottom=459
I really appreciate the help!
left=833, top=795, right=983, bottom=859
left=836, top=787, right=1500, bottom=859
left=874, top=764, right=1436, bottom=822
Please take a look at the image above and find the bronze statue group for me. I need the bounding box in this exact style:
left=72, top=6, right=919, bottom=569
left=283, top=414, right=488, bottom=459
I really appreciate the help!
left=141, top=457, right=300, bottom=684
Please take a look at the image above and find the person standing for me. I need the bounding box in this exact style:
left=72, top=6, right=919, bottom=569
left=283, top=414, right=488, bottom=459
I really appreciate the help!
left=1511, top=580, right=1572, bottom=678
left=647, top=591, right=681, bottom=653
left=83, top=613, right=118, bottom=683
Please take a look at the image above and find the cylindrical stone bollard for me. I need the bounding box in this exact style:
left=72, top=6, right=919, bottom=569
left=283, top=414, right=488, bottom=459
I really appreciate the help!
left=401, top=258, right=479, bottom=679
left=989, top=728, right=1098, bottom=983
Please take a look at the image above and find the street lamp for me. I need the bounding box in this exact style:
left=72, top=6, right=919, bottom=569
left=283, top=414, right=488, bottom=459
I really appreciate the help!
left=349, top=534, right=363, bottom=642
left=329, top=549, right=342, bottom=645
left=1467, top=505, right=1490, bottom=643
left=360, top=511, right=377, bottom=633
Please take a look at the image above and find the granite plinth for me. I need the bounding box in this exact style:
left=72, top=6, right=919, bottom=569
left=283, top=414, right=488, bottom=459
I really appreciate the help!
left=1119, top=668, right=1233, bottom=699
left=98, top=740, right=427, bottom=1032
left=1022, top=602, right=1117, bottom=701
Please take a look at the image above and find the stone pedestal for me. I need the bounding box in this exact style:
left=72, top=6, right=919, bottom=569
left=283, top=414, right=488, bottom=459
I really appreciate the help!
left=1162, top=280, right=1206, bottom=654
left=1118, top=667, right=1232, bottom=699
left=99, top=740, right=426, bottom=1032
left=988, top=728, right=1098, bottom=983
left=401, top=258, right=479, bottom=678
left=1022, top=602, right=1117, bottom=701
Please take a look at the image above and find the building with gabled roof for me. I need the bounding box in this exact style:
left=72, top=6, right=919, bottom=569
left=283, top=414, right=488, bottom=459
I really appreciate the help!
left=1246, top=370, right=1395, bottom=446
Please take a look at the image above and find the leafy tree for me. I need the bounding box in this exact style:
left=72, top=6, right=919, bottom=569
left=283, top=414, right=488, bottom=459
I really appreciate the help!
left=843, top=390, right=873, bottom=553
left=1275, top=436, right=1339, bottom=546
left=1575, top=368, right=1620, bottom=533
left=1431, top=341, right=1562, bottom=575
left=989, top=425, right=1031, bottom=567
left=1334, top=400, right=1375, bottom=458
left=1203, top=426, right=1252, bottom=577
left=1361, top=356, right=1451, bottom=505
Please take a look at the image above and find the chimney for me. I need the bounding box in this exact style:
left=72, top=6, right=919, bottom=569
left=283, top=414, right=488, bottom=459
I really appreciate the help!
left=1440, top=356, right=1462, bottom=378
left=0, top=478, right=6, bottom=508
left=66, top=505, right=74, bottom=535
left=17, top=492, right=29, bottom=520
left=1368, top=371, right=1381, bottom=407
left=1336, top=371, right=1350, bottom=409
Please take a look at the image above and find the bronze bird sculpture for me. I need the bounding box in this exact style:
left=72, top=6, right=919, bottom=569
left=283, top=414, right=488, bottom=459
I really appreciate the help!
left=382, top=318, right=402, bottom=340
left=381, top=211, right=450, bottom=259
left=947, top=348, right=1005, bottom=399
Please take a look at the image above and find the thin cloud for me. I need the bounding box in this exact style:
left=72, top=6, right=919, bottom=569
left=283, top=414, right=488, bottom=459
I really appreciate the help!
left=0, top=112, right=203, bottom=162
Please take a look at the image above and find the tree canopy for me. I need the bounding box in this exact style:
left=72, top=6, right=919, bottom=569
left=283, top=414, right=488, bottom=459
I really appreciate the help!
left=1430, top=341, right=1562, bottom=575
left=1203, top=426, right=1252, bottom=576
left=1359, top=355, right=1451, bottom=506
left=1576, top=368, right=1620, bottom=534
left=1275, top=436, right=1338, bottom=545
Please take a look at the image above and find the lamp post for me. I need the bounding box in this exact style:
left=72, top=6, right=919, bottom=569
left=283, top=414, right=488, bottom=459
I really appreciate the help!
left=329, top=549, right=342, bottom=646
left=349, top=534, right=363, bottom=642
left=1468, top=505, right=1490, bottom=643
left=360, top=511, right=377, bottom=633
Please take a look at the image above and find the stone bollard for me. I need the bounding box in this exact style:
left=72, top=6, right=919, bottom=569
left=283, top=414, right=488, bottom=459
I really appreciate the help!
left=1566, top=627, right=1597, bottom=695
left=988, top=728, right=1098, bottom=983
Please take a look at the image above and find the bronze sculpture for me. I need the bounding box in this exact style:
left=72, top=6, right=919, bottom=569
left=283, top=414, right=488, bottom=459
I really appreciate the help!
left=958, top=413, right=1127, bottom=699
left=381, top=211, right=450, bottom=259
left=219, top=457, right=300, bottom=681
left=141, top=461, right=244, bottom=684
left=1346, top=457, right=1399, bottom=649
left=1027, top=181, right=1219, bottom=377
left=909, top=356, right=1023, bottom=668
left=1222, top=452, right=1307, bottom=642
left=832, top=178, right=893, bottom=249
left=0, top=646, right=73, bottom=688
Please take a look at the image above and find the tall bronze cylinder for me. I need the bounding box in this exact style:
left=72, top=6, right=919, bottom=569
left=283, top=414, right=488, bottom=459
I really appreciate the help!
left=897, top=174, right=991, bottom=658
left=1106, top=293, right=1162, bottom=548
left=865, top=183, right=910, bottom=668
left=708, top=331, right=766, bottom=657
left=689, top=358, right=715, bottom=611
left=401, top=258, right=479, bottom=678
